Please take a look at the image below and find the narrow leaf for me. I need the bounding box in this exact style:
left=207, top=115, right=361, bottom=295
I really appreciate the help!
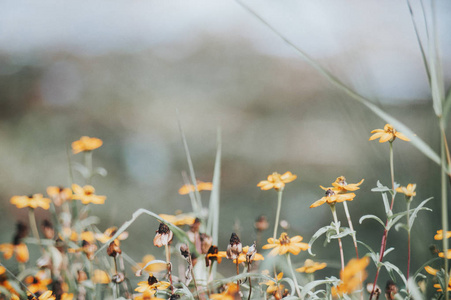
left=308, top=225, right=332, bottom=256
left=409, top=197, right=433, bottom=229
left=359, top=215, right=385, bottom=228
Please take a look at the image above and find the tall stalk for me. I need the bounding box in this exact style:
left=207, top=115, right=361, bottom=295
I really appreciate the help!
left=287, top=254, right=302, bottom=298
left=342, top=201, right=359, bottom=258
left=406, top=199, right=411, bottom=290
left=273, top=191, right=283, bottom=240
left=330, top=204, right=345, bottom=271
left=440, top=121, right=449, bottom=300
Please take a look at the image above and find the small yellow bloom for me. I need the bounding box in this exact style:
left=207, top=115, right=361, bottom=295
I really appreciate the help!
left=232, top=245, right=264, bottom=264
left=369, top=124, right=410, bottom=143
left=296, top=259, right=327, bottom=273
left=210, top=283, right=240, bottom=300
left=310, top=189, right=355, bottom=208
left=178, top=181, right=213, bottom=195
left=424, top=266, right=438, bottom=276
left=262, top=232, right=309, bottom=256
left=159, top=213, right=196, bottom=226
left=435, top=230, right=451, bottom=240
left=95, top=227, right=128, bottom=244
left=37, top=291, right=56, bottom=300
left=134, top=275, right=170, bottom=294
left=71, top=136, right=103, bottom=154
left=330, top=176, right=364, bottom=193
left=133, top=255, right=167, bottom=274
left=71, top=184, right=106, bottom=205
left=260, top=273, right=287, bottom=298
left=24, top=271, right=53, bottom=294
left=331, top=257, right=370, bottom=297
left=46, top=186, right=72, bottom=206
left=257, top=171, right=297, bottom=191
left=396, top=184, right=416, bottom=197
left=61, top=294, right=74, bottom=300
left=439, top=250, right=451, bottom=259
left=205, top=246, right=227, bottom=267
left=92, top=270, right=110, bottom=284
left=10, top=194, right=51, bottom=210
left=0, top=243, right=29, bottom=263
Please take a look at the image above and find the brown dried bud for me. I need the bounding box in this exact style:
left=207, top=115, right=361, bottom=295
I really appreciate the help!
left=226, top=233, right=242, bottom=260
left=107, top=241, right=121, bottom=257
left=112, top=273, right=125, bottom=283
left=190, top=218, right=201, bottom=233
left=77, top=270, right=88, bottom=282
left=180, top=244, right=190, bottom=259
left=153, top=223, right=173, bottom=247
left=200, top=233, right=212, bottom=254
left=246, top=242, right=257, bottom=264
left=41, top=220, right=55, bottom=240
left=385, top=280, right=398, bottom=300
left=148, top=275, right=158, bottom=286
left=82, top=240, right=98, bottom=260
left=254, top=215, right=269, bottom=232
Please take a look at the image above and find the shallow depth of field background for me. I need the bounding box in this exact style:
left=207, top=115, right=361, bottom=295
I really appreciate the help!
left=1, top=0, right=451, bottom=288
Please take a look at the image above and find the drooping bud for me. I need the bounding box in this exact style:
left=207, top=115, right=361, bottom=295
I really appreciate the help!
left=200, top=233, right=212, bottom=254
left=385, top=280, right=398, bottom=300
left=246, top=242, right=257, bottom=264
left=153, top=223, right=173, bottom=247
left=107, top=241, right=121, bottom=257
left=226, top=233, right=242, bottom=260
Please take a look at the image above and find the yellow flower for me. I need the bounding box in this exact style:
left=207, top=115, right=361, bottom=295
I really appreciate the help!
left=435, top=230, right=451, bottom=240
left=92, top=270, right=110, bottom=284
left=329, top=176, right=364, bottom=193
left=37, top=291, right=56, bottom=300
left=10, top=194, right=51, bottom=210
left=159, top=213, right=196, bottom=226
left=296, top=259, right=327, bottom=273
left=369, top=124, right=410, bottom=143
left=257, top=171, right=297, bottom=191
left=260, top=273, right=288, bottom=299
left=95, top=227, right=128, bottom=244
left=134, top=275, right=170, bottom=294
left=396, top=184, right=416, bottom=197
left=46, top=186, right=72, bottom=206
left=71, top=136, right=103, bottom=154
left=331, top=257, right=370, bottom=297
left=66, top=230, right=96, bottom=244
left=0, top=243, right=29, bottom=263
left=262, top=232, right=309, bottom=256
left=24, top=271, right=53, bottom=294
left=133, top=255, right=167, bottom=274
left=439, top=250, right=451, bottom=259
left=424, top=266, right=438, bottom=276
left=178, top=181, right=213, bottom=195
left=232, top=245, right=264, bottom=264
left=61, top=294, right=74, bottom=300
left=310, top=189, right=355, bottom=208
left=71, top=184, right=106, bottom=205
left=210, top=283, right=240, bottom=300
left=133, top=291, right=165, bottom=300
left=205, top=246, right=227, bottom=267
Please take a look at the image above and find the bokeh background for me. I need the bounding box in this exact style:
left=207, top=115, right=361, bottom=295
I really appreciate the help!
left=1, top=0, right=450, bottom=293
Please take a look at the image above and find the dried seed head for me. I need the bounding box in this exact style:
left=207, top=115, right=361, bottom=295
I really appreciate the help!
left=147, top=275, right=158, bottom=286
left=112, top=273, right=125, bottom=283
left=180, top=244, right=190, bottom=259
left=227, top=233, right=242, bottom=260
left=107, top=241, right=121, bottom=257
left=82, top=240, right=98, bottom=260
left=77, top=270, right=88, bottom=282
left=200, top=233, right=212, bottom=254
left=325, top=189, right=335, bottom=197
left=153, top=223, right=173, bottom=247
left=190, top=218, right=201, bottom=233
left=246, top=242, right=257, bottom=264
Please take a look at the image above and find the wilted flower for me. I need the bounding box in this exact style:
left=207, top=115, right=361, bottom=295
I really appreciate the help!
left=369, top=124, right=410, bottom=143
left=46, top=186, right=72, bottom=206
left=10, top=194, right=51, bottom=210
left=205, top=246, right=227, bottom=267
left=257, top=171, right=297, bottom=191
left=71, top=184, right=106, bottom=205
left=226, top=233, right=242, bottom=260
left=178, top=181, right=213, bottom=195
left=95, top=226, right=128, bottom=245
left=296, top=259, right=327, bottom=273
left=71, top=136, right=103, bottom=154
left=385, top=280, right=398, bottom=300
left=153, top=223, right=173, bottom=247
left=331, top=257, right=370, bottom=297
left=310, top=189, right=355, bottom=208
left=107, top=241, right=121, bottom=258
left=396, top=184, right=416, bottom=198
left=262, top=232, right=309, bottom=256
left=232, top=244, right=264, bottom=264
left=210, top=282, right=240, bottom=300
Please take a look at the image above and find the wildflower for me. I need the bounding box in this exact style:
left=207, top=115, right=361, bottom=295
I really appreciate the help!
left=254, top=215, right=269, bottom=232
left=71, top=136, right=103, bottom=154
left=24, top=271, right=53, bottom=294
left=434, top=230, right=451, bottom=240
left=396, top=184, right=416, bottom=198
left=153, top=223, right=173, bottom=247
left=205, top=245, right=227, bottom=267
left=68, top=240, right=97, bottom=260
left=36, top=291, right=56, bottom=300
left=134, top=255, right=167, bottom=274
left=178, top=181, right=213, bottom=195
left=61, top=294, right=74, bottom=300
left=261, top=273, right=288, bottom=300
left=310, top=189, right=355, bottom=208
left=135, top=274, right=170, bottom=294
left=226, top=233, right=242, bottom=260
left=71, top=184, right=106, bottom=205
left=92, top=269, right=110, bottom=284
left=331, top=257, right=370, bottom=297
left=233, top=244, right=264, bottom=264
left=0, top=266, right=20, bottom=296
left=369, top=124, right=410, bottom=143
left=159, top=213, right=196, bottom=226
left=134, top=291, right=166, bottom=300
left=296, top=259, right=327, bottom=273
left=46, top=186, right=72, bottom=206
left=67, top=230, right=96, bottom=244
left=210, top=283, right=240, bottom=300
left=329, top=176, right=364, bottom=193
left=424, top=265, right=438, bottom=276
left=10, top=194, right=51, bottom=210
left=434, top=277, right=451, bottom=292
left=257, top=171, right=297, bottom=191
left=262, top=232, right=309, bottom=256
left=438, top=250, right=451, bottom=259
left=95, top=226, right=128, bottom=244
left=107, top=241, right=121, bottom=258
left=0, top=222, right=29, bottom=263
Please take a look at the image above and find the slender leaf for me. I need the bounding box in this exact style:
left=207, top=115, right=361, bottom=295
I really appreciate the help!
left=359, top=214, right=385, bottom=228
left=383, top=261, right=407, bottom=286
left=327, top=227, right=355, bottom=241
left=300, top=278, right=339, bottom=298
left=207, top=128, right=222, bottom=246
left=308, top=225, right=333, bottom=256
left=371, top=181, right=391, bottom=193
left=409, top=197, right=433, bottom=229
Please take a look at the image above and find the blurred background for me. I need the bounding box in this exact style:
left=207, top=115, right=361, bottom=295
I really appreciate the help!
left=1, top=0, right=450, bottom=294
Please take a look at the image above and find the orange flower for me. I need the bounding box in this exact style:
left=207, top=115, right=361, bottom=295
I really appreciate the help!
left=396, top=184, right=416, bottom=198
left=424, top=266, right=438, bottom=276
left=331, top=257, right=369, bottom=297
left=210, top=283, right=240, bottom=300
left=178, top=181, right=213, bottom=195
left=10, top=194, right=51, bottom=210
left=71, top=184, right=106, bottom=205
left=92, top=270, right=110, bottom=284
left=329, top=176, right=364, bottom=193
left=260, top=272, right=287, bottom=299
left=159, top=214, right=196, bottom=226
left=71, top=136, right=102, bottom=154
left=95, top=227, right=128, bottom=244
left=296, top=259, right=327, bottom=273
left=0, top=243, right=29, bottom=263
left=46, top=186, right=72, bottom=206
left=435, top=230, right=451, bottom=240
left=232, top=245, right=264, bottom=264
left=369, top=124, right=410, bottom=143
left=133, top=255, right=167, bottom=274
left=439, top=250, right=451, bottom=259
left=257, top=171, right=297, bottom=191
left=205, top=246, right=227, bottom=267
left=262, top=232, right=309, bottom=256
left=24, top=271, right=52, bottom=294
left=133, top=291, right=165, bottom=300
left=134, top=275, right=170, bottom=294
left=310, top=189, right=355, bottom=208
left=36, top=291, right=56, bottom=300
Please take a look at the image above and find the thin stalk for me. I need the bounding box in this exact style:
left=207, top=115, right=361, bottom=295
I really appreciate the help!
left=247, top=263, right=253, bottom=300
left=342, top=201, right=359, bottom=258
left=440, top=121, right=449, bottom=300
left=165, top=244, right=173, bottom=292
left=287, top=254, right=302, bottom=298
left=370, top=142, right=396, bottom=299
left=406, top=199, right=411, bottom=291
left=236, top=259, right=240, bottom=290
left=330, top=205, right=345, bottom=271
left=190, top=268, right=200, bottom=300
left=84, top=151, right=93, bottom=184
left=273, top=190, right=283, bottom=240
left=28, top=208, right=43, bottom=254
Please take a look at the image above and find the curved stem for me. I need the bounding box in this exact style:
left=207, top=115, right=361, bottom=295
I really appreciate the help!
left=273, top=190, right=283, bottom=240
left=287, top=254, right=302, bottom=298
left=330, top=205, right=345, bottom=271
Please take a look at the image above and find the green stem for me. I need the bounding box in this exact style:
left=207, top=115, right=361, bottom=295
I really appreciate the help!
left=406, top=199, right=411, bottom=292
left=389, top=142, right=395, bottom=209
left=84, top=151, right=93, bottom=184
left=287, top=254, right=302, bottom=298
left=165, top=244, right=173, bottom=292
left=28, top=208, right=41, bottom=246
left=330, top=205, right=345, bottom=271
left=440, top=121, right=449, bottom=300
left=342, top=201, right=359, bottom=258
left=273, top=190, right=283, bottom=240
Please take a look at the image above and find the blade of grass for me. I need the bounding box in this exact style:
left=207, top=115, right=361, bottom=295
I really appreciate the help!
left=236, top=0, right=448, bottom=174
left=428, top=0, right=444, bottom=117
